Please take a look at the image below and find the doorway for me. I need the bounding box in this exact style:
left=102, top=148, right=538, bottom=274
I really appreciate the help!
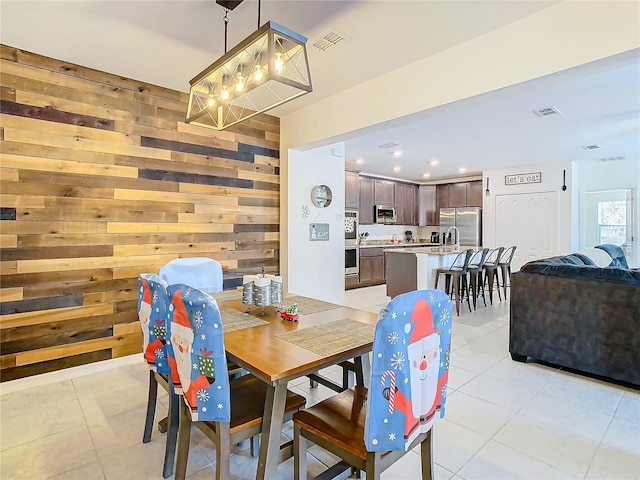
left=582, top=189, right=635, bottom=267
left=494, top=192, right=558, bottom=272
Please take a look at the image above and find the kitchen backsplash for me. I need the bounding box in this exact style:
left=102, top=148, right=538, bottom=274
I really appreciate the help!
left=359, top=224, right=441, bottom=242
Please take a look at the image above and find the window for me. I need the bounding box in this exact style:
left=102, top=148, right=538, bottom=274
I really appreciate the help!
left=597, top=200, right=626, bottom=245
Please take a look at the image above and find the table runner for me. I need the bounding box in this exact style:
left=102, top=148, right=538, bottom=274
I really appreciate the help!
left=281, top=296, right=342, bottom=315
left=276, top=319, right=375, bottom=356
left=220, top=308, right=269, bottom=332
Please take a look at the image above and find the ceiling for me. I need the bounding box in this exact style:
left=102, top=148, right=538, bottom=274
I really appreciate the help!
left=1, top=1, right=638, bottom=182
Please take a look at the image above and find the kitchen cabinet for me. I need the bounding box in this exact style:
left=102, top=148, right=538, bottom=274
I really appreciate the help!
left=374, top=179, right=395, bottom=206
left=448, top=182, right=467, bottom=207
left=467, top=180, right=483, bottom=207
left=418, top=185, right=437, bottom=226
left=359, top=176, right=375, bottom=224
left=359, top=247, right=385, bottom=286
left=436, top=184, right=449, bottom=217
left=345, top=170, right=360, bottom=209
left=396, top=183, right=417, bottom=225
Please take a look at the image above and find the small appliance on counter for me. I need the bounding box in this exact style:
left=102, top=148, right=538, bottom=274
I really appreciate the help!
left=405, top=230, right=414, bottom=243
left=430, top=231, right=440, bottom=244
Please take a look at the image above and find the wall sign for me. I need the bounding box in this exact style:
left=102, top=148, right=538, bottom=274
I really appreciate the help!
left=309, top=223, right=329, bottom=241
left=505, top=172, right=541, bottom=185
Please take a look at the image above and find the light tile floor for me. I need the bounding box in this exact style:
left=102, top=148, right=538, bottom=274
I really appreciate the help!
left=1, top=285, right=638, bottom=479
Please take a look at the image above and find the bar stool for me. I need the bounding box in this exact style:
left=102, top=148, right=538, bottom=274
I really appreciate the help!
left=498, top=246, right=517, bottom=299
left=467, top=248, right=489, bottom=310
left=435, top=249, right=473, bottom=316
left=483, top=247, right=504, bottom=305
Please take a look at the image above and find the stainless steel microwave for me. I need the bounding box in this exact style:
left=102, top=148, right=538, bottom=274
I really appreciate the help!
left=375, top=205, right=397, bottom=224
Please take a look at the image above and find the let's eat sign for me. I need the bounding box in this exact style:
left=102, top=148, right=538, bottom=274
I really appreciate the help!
left=505, top=172, right=541, bottom=185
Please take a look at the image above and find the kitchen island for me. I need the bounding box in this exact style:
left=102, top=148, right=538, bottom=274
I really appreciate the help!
left=385, top=246, right=479, bottom=298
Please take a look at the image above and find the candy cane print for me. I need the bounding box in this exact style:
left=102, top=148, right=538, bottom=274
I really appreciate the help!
left=380, top=370, right=396, bottom=413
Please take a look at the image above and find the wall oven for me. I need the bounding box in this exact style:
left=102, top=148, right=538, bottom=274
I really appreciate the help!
left=344, top=210, right=359, bottom=246
left=345, top=246, right=359, bottom=275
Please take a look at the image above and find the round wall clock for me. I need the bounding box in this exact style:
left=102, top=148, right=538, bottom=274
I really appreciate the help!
left=310, top=184, right=332, bottom=208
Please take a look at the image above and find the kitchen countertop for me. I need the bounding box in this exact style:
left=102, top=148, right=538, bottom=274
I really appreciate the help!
left=384, top=245, right=482, bottom=255
left=358, top=241, right=441, bottom=249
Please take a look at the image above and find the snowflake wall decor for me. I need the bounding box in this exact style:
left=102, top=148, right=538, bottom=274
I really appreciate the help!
left=302, top=204, right=311, bottom=218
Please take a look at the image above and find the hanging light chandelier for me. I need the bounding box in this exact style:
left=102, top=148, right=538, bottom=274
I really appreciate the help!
left=185, top=0, right=312, bottom=130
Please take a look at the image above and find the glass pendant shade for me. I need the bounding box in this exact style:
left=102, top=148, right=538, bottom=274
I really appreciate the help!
left=186, top=21, right=312, bottom=130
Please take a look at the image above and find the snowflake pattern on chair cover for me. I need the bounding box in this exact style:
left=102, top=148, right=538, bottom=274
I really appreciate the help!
left=166, top=284, right=231, bottom=422
left=365, top=289, right=452, bottom=452
left=138, top=274, right=170, bottom=376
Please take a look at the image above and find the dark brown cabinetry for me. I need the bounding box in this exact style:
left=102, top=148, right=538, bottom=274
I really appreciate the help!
left=436, top=184, right=449, bottom=217
left=467, top=180, right=483, bottom=207
left=359, top=247, right=385, bottom=285
left=418, top=185, right=437, bottom=226
left=448, top=182, right=467, bottom=207
left=359, top=176, right=375, bottom=224
left=345, top=170, right=360, bottom=210
left=396, top=183, right=417, bottom=225
left=374, top=180, right=395, bottom=206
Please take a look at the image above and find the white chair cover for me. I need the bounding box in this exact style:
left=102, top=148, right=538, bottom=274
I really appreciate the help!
left=159, top=258, right=223, bottom=293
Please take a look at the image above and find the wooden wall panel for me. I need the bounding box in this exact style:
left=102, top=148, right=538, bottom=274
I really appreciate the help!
left=0, top=45, right=280, bottom=381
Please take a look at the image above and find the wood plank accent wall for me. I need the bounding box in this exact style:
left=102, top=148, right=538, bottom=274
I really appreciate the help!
left=0, top=45, right=280, bottom=381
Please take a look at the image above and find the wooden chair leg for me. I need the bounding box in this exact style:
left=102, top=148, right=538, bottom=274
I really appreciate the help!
left=174, top=402, right=191, bottom=480
left=452, top=275, right=460, bottom=316
left=365, top=452, right=382, bottom=480
left=143, top=371, right=158, bottom=443
left=162, top=389, right=180, bottom=478
left=216, top=424, right=231, bottom=480
left=294, top=424, right=307, bottom=480
left=421, top=429, right=434, bottom=480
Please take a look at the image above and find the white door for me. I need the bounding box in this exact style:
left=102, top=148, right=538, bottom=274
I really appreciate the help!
left=582, top=189, right=635, bottom=267
left=494, top=192, right=558, bottom=271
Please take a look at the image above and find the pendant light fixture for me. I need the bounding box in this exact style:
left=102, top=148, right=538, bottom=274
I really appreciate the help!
left=185, top=0, right=312, bottom=130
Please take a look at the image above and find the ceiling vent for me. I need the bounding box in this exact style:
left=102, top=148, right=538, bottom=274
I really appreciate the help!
left=595, top=156, right=626, bottom=162
left=582, top=144, right=602, bottom=150
left=533, top=106, right=561, bottom=117
left=378, top=142, right=399, bottom=149
left=311, top=28, right=351, bottom=52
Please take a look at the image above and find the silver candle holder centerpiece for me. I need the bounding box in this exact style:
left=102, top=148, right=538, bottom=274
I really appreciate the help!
left=242, top=267, right=283, bottom=315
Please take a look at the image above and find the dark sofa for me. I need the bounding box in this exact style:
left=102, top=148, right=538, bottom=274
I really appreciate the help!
left=509, top=247, right=640, bottom=386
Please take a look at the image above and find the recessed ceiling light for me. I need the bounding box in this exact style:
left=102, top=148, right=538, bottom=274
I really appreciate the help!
left=393, top=166, right=402, bottom=172
left=355, top=158, right=364, bottom=164
left=423, top=172, right=431, bottom=178
left=458, top=167, right=467, bottom=173
left=429, top=159, right=440, bottom=166
left=393, top=150, right=404, bottom=158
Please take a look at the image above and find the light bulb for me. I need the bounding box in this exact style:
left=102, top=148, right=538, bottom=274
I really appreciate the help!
left=220, top=86, right=229, bottom=100
left=275, top=52, right=284, bottom=74
left=207, top=95, right=215, bottom=107
left=254, top=64, right=263, bottom=82
left=236, top=72, right=245, bottom=92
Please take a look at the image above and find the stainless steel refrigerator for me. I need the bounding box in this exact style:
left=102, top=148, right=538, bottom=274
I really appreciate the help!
left=440, top=207, right=482, bottom=246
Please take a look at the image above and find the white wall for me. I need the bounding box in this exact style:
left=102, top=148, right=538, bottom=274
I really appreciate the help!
left=279, top=1, right=640, bottom=294
left=287, top=143, right=346, bottom=304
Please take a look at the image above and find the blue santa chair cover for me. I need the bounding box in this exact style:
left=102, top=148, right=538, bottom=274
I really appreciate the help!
left=137, top=274, right=170, bottom=376
left=166, top=284, right=231, bottom=423
left=160, top=257, right=224, bottom=293
left=365, top=289, right=452, bottom=452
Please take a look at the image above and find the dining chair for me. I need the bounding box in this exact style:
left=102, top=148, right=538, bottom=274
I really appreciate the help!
left=498, top=245, right=517, bottom=299
left=159, top=257, right=224, bottom=293
left=483, top=247, right=504, bottom=305
left=293, top=289, right=453, bottom=480
left=467, top=248, right=490, bottom=309
left=166, top=284, right=307, bottom=480
left=138, top=273, right=181, bottom=478
left=434, top=248, right=473, bottom=316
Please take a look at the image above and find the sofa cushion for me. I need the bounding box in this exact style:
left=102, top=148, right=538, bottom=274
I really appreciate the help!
left=521, top=259, right=640, bottom=286
left=578, top=248, right=614, bottom=268
left=595, top=244, right=629, bottom=268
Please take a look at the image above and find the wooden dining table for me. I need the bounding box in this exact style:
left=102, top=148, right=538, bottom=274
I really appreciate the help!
left=214, top=293, right=379, bottom=480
